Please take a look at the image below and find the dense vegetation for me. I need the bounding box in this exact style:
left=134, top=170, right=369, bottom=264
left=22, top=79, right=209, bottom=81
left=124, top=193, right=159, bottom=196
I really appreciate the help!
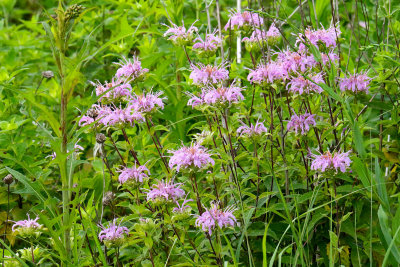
left=1, top=0, right=400, bottom=266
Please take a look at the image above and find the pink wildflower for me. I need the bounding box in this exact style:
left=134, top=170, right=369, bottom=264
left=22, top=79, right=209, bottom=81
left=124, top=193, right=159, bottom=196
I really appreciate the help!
left=146, top=180, right=185, bottom=202
left=276, top=49, right=316, bottom=73
left=286, top=73, right=325, bottom=95
left=193, top=31, right=222, bottom=56
left=12, top=215, right=41, bottom=232
left=297, top=25, right=341, bottom=51
left=91, top=79, right=132, bottom=102
left=117, top=165, right=150, bottom=185
left=189, top=63, right=229, bottom=86
left=287, top=113, right=316, bottom=135
left=169, top=142, right=214, bottom=172
left=247, top=61, right=287, bottom=85
left=195, top=202, right=236, bottom=235
left=98, top=219, right=129, bottom=245
left=97, top=105, right=144, bottom=127
left=224, top=10, right=264, bottom=31
left=242, top=24, right=280, bottom=46
left=79, top=115, right=94, bottom=127
left=115, top=56, right=149, bottom=81
left=321, top=51, right=339, bottom=66
left=339, top=72, right=371, bottom=93
left=188, top=84, right=244, bottom=108
left=163, top=21, right=198, bottom=45
left=173, top=196, right=193, bottom=214
left=237, top=120, right=268, bottom=137
left=310, top=151, right=351, bottom=173
left=129, top=91, right=165, bottom=114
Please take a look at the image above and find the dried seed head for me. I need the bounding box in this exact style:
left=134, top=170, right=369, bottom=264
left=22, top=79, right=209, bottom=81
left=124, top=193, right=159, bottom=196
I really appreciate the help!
left=87, top=108, right=98, bottom=119
left=96, top=133, right=106, bottom=144
left=42, top=71, right=54, bottom=79
left=3, top=174, right=13, bottom=185
left=65, top=4, right=84, bottom=21
left=102, top=191, right=115, bottom=206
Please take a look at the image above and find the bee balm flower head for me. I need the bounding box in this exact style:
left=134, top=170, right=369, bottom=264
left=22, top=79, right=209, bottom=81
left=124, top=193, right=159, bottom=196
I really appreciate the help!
left=163, top=21, right=198, bottom=46
left=115, top=56, right=149, bottom=81
left=169, top=142, right=214, bottom=172
left=189, top=63, right=229, bottom=86
left=12, top=215, right=42, bottom=238
left=339, top=72, right=371, bottom=94
left=98, top=219, right=129, bottom=248
left=224, top=10, right=264, bottom=31
left=193, top=30, right=223, bottom=57
left=237, top=120, right=268, bottom=138
left=117, top=164, right=150, bottom=186
left=310, top=150, right=351, bottom=173
left=195, top=202, right=236, bottom=235
left=287, top=113, right=316, bottom=135
left=146, top=180, right=185, bottom=204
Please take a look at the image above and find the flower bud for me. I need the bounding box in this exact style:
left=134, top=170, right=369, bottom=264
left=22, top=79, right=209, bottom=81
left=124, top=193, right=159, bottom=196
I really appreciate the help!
left=65, top=4, right=84, bottom=21
left=3, top=174, right=13, bottom=185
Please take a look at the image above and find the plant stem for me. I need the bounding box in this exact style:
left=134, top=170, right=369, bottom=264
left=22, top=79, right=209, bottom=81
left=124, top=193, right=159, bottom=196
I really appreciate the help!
left=121, top=128, right=141, bottom=165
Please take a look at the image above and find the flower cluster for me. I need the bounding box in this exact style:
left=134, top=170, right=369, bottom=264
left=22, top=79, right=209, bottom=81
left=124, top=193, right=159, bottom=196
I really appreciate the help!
left=96, top=105, right=144, bottom=127
left=164, top=21, right=198, bottom=46
left=78, top=56, right=158, bottom=131
left=189, top=63, right=229, bottom=86
left=237, top=120, right=268, bottom=138
left=297, top=25, right=341, bottom=51
left=92, top=79, right=132, bottom=103
left=287, top=113, right=316, bottom=135
left=146, top=180, right=185, bottom=203
left=12, top=215, right=42, bottom=237
left=193, top=31, right=222, bottom=57
left=188, top=84, right=244, bottom=108
left=195, top=202, right=236, bottom=235
left=286, top=73, right=325, bottom=95
left=115, top=56, right=149, bottom=81
left=225, top=10, right=264, bottom=31
left=129, top=91, right=165, bottom=114
left=247, top=61, right=286, bottom=85
left=242, top=24, right=280, bottom=50
left=339, top=72, right=371, bottom=94
left=310, top=151, right=351, bottom=173
left=98, top=219, right=129, bottom=247
left=117, top=165, right=150, bottom=185
left=169, top=143, right=214, bottom=172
